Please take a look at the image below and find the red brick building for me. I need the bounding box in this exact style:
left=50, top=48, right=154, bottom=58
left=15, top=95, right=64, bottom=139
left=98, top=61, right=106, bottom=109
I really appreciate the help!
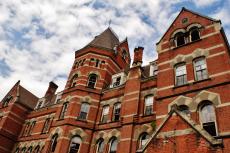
left=0, top=8, right=230, bottom=153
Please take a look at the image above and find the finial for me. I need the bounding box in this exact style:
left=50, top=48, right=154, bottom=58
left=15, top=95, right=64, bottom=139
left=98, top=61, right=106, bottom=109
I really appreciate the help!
left=108, top=19, right=112, bottom=27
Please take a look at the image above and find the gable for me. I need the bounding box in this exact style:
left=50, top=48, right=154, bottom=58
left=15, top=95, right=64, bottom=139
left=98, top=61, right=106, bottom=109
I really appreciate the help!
left=157, top=7, right=219, bottom=45
left=137, top=105, right=222, bottom=153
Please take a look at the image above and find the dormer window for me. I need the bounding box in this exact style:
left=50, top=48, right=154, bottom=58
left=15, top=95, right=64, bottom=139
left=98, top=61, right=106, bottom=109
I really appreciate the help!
left=149, top=62, right=158, bottom=77
left=110, top=72, right=126, bottom=88
left=175, top=32, right=186, bottom=47
left=190, top=27, right=200, bottom=42
left=36, top=99, right=45, bottom=109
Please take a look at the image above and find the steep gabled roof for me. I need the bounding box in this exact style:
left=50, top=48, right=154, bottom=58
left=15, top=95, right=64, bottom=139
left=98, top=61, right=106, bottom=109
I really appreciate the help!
left=157, top=7, right=220, bottom=45
left=136, top=104, right=222, bottom=153
left=87, top=27, right=120, bottom=50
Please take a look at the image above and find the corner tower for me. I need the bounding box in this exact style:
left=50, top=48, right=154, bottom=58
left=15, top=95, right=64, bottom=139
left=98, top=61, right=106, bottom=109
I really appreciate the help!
left=64, top=27, right=130, bottom=91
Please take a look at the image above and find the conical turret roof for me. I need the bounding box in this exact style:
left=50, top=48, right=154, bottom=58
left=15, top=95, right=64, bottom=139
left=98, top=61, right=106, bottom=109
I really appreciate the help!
left=88, top=27, right=119, bottom=49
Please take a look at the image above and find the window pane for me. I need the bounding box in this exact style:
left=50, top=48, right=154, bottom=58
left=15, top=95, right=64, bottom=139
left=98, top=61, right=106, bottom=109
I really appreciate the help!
left=201, top=104, right=216, bottom=123
left=69, top=136, right=81, bottom=153
left=97, top=140, right=104, bottom=153
left=110, top=139, right=118, bottom=152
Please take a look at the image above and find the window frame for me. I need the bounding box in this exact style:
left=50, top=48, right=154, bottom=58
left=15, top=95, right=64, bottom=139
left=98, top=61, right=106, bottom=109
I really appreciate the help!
left=113, top=103, right=121, bottom=121
left=174, top=32, right=186, bottom=47
left=174, top=63, right=187, bottom=86
left=87, top=74, right=97, bottom=89
left=50, top=134, right=58, bottom=153
left=68, top=136, right=82, bottom=153
left=109, top=137, right=118, bottom=153
left=96, top=138, right=105, bottom=153
left=144, top=95, right=154, bottom=116
left=193, top=57, right=208, bottom=81
left=189, top=27, right=200, bottom=42
left=138, top=133, right=149, bottom=149
left=101, top=105, right=110, bottom=123
left=42, top=118, right=51, bottom=134
left=78, top=102, right=90, bottom=120
left=59, top=102, right=68, bottom=119
left=199, top=102, right=218, bottom=136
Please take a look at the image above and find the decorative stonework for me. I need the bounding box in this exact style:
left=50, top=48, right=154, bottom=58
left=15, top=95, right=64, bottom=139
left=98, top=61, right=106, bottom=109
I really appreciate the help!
left=134, top=124, right=153, bottom=140
left=69, top=128, right=88, bottom=141
left=168, top=90, right=221, bottom=112
left=168, top=96, right=193, bottom=112
left=80, top=96, right=92, bottom=104
left=107, top=129, right=121, bottom=141
left=49, top=127, right=63, bottom=140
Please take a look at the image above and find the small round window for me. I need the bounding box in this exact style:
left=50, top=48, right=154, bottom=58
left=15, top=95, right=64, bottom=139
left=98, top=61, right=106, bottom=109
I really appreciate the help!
left=182, top=18, right=188, bottom=24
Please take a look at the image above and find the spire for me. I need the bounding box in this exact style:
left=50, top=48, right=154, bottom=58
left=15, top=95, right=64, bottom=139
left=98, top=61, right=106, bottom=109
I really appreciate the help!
left=87, top=27, right=120, bottom=50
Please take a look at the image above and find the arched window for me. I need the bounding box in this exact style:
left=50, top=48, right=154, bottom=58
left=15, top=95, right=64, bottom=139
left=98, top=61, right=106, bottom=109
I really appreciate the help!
left=190, top=27, right=200, bottom=42
left=109, top=138, right=118, bottom=153
left=138, top=133, right=149, bottom=149
left=70, top=74, right=78, bottom=87
left=78, top=103, right=90, bottom=120
left=49, top=134, right=58, bottom=153
left=200, top=102, right=217, bottom=136
left=96, top=139, right=105, bottom=153
left=15, top=147, right=19, bottom=153
left=69, top=136, right=82, bottom=153
left=113, top=103, right=121, bottom=121
left=21, top=147, right=26, bottom=153
left=34, top=145, right=40, bottom=153
left=174, top=32, right=186, bottom=47
left=87, top=74, right=97, bottom=89
left=60, top=102, right=68, bottom=119
left=178, top=105, right=190, bottom=115
left=27, top=146, right=33, bottom=153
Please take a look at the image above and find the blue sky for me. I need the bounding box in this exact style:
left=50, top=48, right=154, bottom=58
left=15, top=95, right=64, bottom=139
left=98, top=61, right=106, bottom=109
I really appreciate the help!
left=0, top=0, right=230, bottom=99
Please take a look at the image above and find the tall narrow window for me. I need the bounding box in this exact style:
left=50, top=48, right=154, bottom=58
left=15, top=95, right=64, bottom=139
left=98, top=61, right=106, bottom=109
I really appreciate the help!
left=42, top=118, right=51, bottom=133
left=190, top=27, right=200, bottom=42
left=23, top=122, right=30, bottom=136
left=200, top=103, right=217, bottom=136
left=50, top=134, right=58, bottom=153
left=28, top=121, right=36, bottom=135
left=36, top=99, right=44, bottom=109
left=69, top=136, right=82, bottom=153
left=21, top=147, right=26, bottom=153
left=87, top=74, right=97, bottom=88
left=27, top=146, right=33, bottom=153
left=138, top=133, right=149, bottom=149
left=144, top=95, right=153, bottom=115
left=71, top=74, right=78, bottom=87
left=78, top=103, right=90, bottom=120
left=194, top=57, right=208, bottom=81
left=96, top=139, right=105, bottom=153
left=175, top=64, right=187, bottom=86
left=34, top=146, right=40, bottom=153
left=122, top=49, right=127, bottom=59
left=109, top=138, right=118, bottom=153
left=175, top=32, right=185, bottom=47
left=60, top=103, right=68, bottom=119
left=15, top=147, right=20, bottom=153
left=113, top=103, right=121, bottom=121
left=96, top=59, right=100, bottom=67
left=101, top=105, right=109, bottom=123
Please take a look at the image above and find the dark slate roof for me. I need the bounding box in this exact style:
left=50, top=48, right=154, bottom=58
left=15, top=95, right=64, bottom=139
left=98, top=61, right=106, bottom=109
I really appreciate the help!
left=142, top=65, right=150, bottom=78
left=87, top=27, right=120, bottom=49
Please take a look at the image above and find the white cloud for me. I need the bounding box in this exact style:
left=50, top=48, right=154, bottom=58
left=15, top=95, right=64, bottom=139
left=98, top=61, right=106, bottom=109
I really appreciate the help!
left=192, top=0, right=219, bottom=7
left=0, top=0, right=228, bottom=100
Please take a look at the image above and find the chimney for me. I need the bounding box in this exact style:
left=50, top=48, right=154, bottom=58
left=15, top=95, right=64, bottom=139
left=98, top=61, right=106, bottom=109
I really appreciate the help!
left=132, top=46, right=144, bottom=66
left=44, top=81, right=58, bottom=101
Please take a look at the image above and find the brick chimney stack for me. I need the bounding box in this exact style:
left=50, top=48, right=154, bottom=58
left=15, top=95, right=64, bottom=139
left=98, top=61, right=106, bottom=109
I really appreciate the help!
left=44, top=81, right=58, bottom=101
left=132, top=46, right=144, bottom=67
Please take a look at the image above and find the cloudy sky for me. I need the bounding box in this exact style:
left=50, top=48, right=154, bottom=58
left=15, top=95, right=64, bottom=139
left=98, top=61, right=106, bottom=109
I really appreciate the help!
left=0, top=0, right=230, bottom=99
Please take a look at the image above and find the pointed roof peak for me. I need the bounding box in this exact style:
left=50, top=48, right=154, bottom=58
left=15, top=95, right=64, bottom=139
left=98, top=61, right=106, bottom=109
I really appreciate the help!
left=87, top=27, right=120, bottom=50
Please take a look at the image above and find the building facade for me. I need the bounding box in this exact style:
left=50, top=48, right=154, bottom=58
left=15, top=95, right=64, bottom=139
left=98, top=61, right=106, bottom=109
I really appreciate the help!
left=0, top=8, right=230, bottom=153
